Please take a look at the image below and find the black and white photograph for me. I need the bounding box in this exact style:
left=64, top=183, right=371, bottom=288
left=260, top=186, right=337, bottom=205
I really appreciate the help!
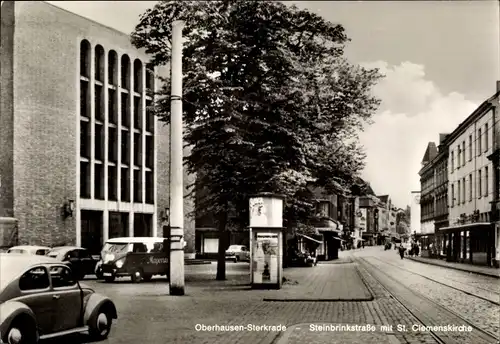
left=0, top=1, right=499, bottom=343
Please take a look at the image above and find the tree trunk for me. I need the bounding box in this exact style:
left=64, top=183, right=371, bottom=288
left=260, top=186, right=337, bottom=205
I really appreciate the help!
left=283, top=226, right=291, bottom=268
left=216, top=211, right=228, bottom=280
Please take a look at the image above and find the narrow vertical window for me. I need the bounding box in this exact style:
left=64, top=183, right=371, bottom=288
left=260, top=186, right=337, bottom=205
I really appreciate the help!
left=469, top=174, right=472, bottom=201
left=478, top=128, right=482, bottom=154
left=468, top=135, right=472, bottom=161
left=478, top=169, right=482, bottom=197
left=485, top=166, right=489, bottom=197
left=121, top=55, right=130, bottom=89
left=462, top=178, right=466, bottom=203
left=484, top=123, right=489, bottom=152
left=108, top=50, right=117, bottom=85
left=133, top=59, right=143, bottom=93
left=94, top=45, right=105, bottom=82
left=80, top=40, right=91, bottom=78
left=451, top=184, right=455, bottom=207
left=462, top=141, right=465, bottom=166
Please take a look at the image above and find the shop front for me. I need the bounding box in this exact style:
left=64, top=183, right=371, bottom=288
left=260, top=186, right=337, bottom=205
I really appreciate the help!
left=439, top=222, right=496, bottom=267
left=414, top=233, right=435, bottom=258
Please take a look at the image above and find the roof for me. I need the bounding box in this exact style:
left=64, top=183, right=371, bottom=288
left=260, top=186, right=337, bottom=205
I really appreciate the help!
left=421, top=142, right=438, bottom=166
left=0, top=253, right=58, bottom=266
left=8, top=245, right=51, bottom=250
left=377, top=195, right=389, bottom=204
left=105, top=237, right=166, bottom=244
left=49, top=246, right=82, bottom=252
left=443, top=90, right=500, bottom=145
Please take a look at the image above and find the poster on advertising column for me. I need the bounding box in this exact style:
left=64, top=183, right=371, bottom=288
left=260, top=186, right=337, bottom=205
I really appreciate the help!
left=253, top=232, right=279, bottom=284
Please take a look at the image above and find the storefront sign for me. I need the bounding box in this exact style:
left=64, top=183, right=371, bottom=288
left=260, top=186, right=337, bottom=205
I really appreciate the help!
left=252, top=232, right=279, bottom=284
left=454, top=210, right=480, bottom=225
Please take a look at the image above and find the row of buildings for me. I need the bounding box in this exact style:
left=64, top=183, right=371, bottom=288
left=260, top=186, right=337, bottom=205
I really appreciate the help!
left=417, top=82, right=500, bottom=268
left=0, top=1, right=403, bottom=261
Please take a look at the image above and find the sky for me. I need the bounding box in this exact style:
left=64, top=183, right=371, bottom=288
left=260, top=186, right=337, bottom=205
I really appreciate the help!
left=48, top=1, right=500, bottom=208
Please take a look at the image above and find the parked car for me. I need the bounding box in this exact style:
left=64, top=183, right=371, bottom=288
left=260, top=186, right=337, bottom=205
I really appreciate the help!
left=6, top=245, right=51, bottom=256
left=99, top=237, right=169, bottom=283
left=225, top=245, right=250, bottom=262
left=0, top=253, right=117, bottom=343
left=47, top=246, right=99, bottom=280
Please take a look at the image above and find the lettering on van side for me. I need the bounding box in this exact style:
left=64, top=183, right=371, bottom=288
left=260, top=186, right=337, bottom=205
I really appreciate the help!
left=144, top=256, right=169, bottom=265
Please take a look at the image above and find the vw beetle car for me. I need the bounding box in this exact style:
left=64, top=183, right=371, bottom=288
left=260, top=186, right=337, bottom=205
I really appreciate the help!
left=0, top=253, right=117, bottom=343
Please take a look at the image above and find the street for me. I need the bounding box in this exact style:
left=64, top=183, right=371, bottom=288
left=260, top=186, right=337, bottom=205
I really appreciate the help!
left=43, top=247, right=499, bottom=344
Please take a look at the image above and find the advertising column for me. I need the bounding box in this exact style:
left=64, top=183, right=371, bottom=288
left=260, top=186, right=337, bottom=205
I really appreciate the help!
left=249, top=194, right=284, bottom=289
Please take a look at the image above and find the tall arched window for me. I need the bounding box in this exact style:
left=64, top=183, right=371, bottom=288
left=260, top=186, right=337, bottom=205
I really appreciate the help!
left=133, top=59, right=143, bottom=93
left=80, top=40, right=91, bottom=78
left=145, top=62, right=155, bottom=93
left=108, top=50, right=117, bottom=85
left=121, top=54, right=130, bottom=89
left=95, top=45, right=105, bottom=82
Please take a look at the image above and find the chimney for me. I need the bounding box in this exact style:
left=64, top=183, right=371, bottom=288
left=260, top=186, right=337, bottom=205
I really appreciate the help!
left=497, top=80, right=500, bottom=93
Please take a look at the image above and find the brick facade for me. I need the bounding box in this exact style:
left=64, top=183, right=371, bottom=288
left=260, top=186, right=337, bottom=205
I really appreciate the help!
left=0, top=1, right=195, bottom=251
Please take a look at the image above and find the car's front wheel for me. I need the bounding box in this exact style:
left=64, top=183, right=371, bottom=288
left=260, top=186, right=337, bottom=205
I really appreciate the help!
left=89, top=308, right=113, bottom=340
left=131, top=269, right=143, bottom=283
left=104, top=274, right=116, bottom=283
left=4, top=316, right=38, bottom=344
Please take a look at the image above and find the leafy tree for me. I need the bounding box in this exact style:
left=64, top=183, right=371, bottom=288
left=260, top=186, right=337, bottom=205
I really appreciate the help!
left=132, top=0, right=382, bottom=279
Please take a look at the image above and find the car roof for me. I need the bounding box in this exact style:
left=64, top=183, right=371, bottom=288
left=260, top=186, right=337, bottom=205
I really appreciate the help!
left=0, top=253, right=59, bottom=266
left=49, top=246, right=83, bottom=252
left=105, top=237, right=166, bottom=244
left=8, top=245, right=51, bottom=250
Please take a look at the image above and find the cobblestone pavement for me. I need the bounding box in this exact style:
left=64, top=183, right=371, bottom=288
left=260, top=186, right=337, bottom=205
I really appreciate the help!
left=407, top=256, right=500, bottom=278
left=262, top=263, right=373, bottom=301
left=354, top=248, right=500, bottom=343
left=364, top=257, right=500, bottom=338
left=274, top=323, right=399, bottom=344
left=372, top=255, right=499, bottom=303
left=49, top=256, right=448, bottom=344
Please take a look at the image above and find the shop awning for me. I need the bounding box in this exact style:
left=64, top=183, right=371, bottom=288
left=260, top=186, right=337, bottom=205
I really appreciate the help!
left=440, top=222, right=491, bottom=232
left=297, top=233, right=323, bottom=244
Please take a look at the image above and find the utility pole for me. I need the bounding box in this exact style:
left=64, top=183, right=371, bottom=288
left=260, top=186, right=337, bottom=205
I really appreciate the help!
left=169, top=20, right=185, bottom=296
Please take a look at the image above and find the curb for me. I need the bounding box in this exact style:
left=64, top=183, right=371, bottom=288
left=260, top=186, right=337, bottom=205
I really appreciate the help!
left=353, top=259, right=376, bottom=301
left=262, top=297, right=374, bottom=302
left=185, top=260, right=212, bottom=265
left=407, top=257, right=500, bottom=279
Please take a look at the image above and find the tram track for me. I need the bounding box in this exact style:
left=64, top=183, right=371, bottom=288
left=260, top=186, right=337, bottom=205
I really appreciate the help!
left=356, top=257, right=499, bottom=344
left=370, top=256, right=500, bottom=307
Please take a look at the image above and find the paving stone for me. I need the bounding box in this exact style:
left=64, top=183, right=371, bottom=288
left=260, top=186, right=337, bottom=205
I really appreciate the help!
left=274, top=323, right=399, bottom=344
left=262, top=263, right=373, bottom=301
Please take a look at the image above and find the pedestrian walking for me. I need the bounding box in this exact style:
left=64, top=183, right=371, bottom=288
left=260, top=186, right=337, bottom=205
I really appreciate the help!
left=398, top=244, right=405, bottom=259
left=362, top=241, right=365, bottom=249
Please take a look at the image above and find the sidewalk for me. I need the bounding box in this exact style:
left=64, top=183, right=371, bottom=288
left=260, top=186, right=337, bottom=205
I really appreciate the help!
left=407, top=256, right=500, bottom=278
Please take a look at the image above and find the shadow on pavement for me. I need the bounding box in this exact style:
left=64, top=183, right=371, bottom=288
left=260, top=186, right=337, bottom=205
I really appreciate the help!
left=41, top=333, right=99, bottom=344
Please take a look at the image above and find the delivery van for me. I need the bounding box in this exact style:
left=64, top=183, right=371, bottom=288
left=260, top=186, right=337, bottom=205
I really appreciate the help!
left=98, top=237, right=169, bottom=283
